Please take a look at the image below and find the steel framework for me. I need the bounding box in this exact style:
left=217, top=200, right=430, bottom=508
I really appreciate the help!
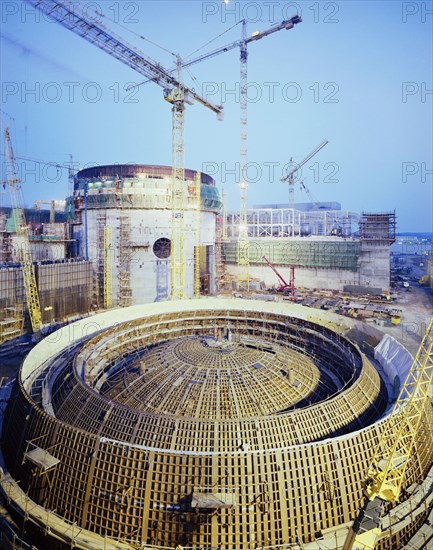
left=344, top=315, right=433, bottom=549
left=104, top=226, right=113, bottom=309
left=194, top=170, right=201, bottom=299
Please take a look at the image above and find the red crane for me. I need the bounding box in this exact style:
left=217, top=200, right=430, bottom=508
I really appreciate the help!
left=262, top=256, right=296, bottom=298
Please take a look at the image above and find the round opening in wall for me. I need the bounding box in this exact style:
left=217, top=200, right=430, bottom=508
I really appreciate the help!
left=153, top=237, right=171, bottom=259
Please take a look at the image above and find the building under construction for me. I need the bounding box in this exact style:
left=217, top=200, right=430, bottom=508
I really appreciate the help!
left=0, top=210, right=93, bottom=345
left=224, top=207, right=396, bottom=294
left=1, top=299, right=432, bottom=550
left=68, top=164, right=221, bottom=306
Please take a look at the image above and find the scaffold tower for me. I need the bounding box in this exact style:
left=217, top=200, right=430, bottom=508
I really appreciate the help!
left=194, top=170, right=201, bottom=298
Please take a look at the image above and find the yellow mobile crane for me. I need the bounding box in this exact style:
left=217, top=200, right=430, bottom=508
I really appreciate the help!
left=3, top=128, right=42, bottom=332
left=343, top=316, right=433, bottom=549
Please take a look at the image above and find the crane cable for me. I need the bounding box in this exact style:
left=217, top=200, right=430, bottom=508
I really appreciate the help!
left=95, top=9, right=177, bottom=58
left=184, top=20, right=243, bottom=60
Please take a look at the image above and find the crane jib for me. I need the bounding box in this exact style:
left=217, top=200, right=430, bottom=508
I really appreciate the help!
left=27, top=0, right=223, bottom=117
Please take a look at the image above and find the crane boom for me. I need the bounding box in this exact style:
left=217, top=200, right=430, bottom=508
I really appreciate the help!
left=343, top=315, right=433, bottom=549
left=262, top=256, right=295, bottom=299
left=26, top=0, right=223, bottom=117
left=299, top=178, right=320, bottom=209
left=281, top=139, right=328, bottom=205
left=130, top=16, right=302, bottom=97
left=3, top=128, right=43, bottom=332
left=183, top=15, right=302, bottom=69
left=262, top=256, right=290, bottom=288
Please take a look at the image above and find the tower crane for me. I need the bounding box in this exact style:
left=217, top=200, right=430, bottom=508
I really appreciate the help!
left=343, top=315, right=433, bottom=550
left=182, top=15, right=302, bottom=290
left=281, top=139, right=328, bottom=205
left=25, top=0, right=224, bottom=301
left=3, top=128, right=42, bottom=332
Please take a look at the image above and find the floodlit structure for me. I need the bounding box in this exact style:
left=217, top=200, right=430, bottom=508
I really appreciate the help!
left=224, top=208, right=396, bottom=293
left=1, top=299, right=432, bottom=549
left=68, top=164, right=222, bottom=305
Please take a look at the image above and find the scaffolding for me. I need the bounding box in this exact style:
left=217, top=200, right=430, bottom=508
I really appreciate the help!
left=36, top=260, right=93, bottom=324
left=104, top=226, right=113, bottom=309
left=0, top=261, right=93, bottom=334
left=94, top=216, right=113, bottom=309
left=155, top=259, right=169, bottom=301
left=227, top=206, right=360, bottom=238
left=0, top=213, right=11, bottom=263
left=96, top=213, right=106, bottom=306
left=215, top=215, right=230, bottom=291
left=0, top=304, right=24, bottom=344
left=194, top=170, right=201, bottom=298
left=118, top=211, right=132, bottom=307
left=359, top=211, right=397, bottom=244
left=223, top=238, right=361, bottom=271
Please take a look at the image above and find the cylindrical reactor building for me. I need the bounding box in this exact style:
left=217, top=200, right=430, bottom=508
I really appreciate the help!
left=1, top=299, right=433, bottom=550
left=69, top=165, right=222, bottom=304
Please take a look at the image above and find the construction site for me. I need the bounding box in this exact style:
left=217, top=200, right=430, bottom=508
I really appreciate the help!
left=1, top=1, right=433, bottom=550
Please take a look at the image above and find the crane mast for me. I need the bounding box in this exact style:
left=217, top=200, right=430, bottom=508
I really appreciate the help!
left=3, top=128, right=42, bottom=332
left=343, top=315, right=433, bottom=550
left=281, top=139, right=328, bottom=205
left=26, top=0, right=223, bottom=301
left=237, top=20, right=249, bottom=290
left=170, top=57, right=187, bottom=299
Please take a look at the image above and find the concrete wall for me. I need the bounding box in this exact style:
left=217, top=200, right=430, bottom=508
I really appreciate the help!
left=225, top=237, right=390, bottom=292
left=0, top=260, right=93, bottom=324
left=227, top=264, right=363, bottom=291
left=81, top=208, right=217, bottom=305
left=357, top=241, right=390, bottom=290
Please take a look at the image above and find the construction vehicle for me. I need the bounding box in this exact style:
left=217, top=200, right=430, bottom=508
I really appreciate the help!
left=281, top=139, right=328, bottom=204
left=262, top=255, right=296, bottom=298
left=419, top=274, right=429, bottom=285
left=3, top=127, right=43, bottom=333
left=343, top=315, right=433, bottom=549
left=26, top=0, right=224, bottom=302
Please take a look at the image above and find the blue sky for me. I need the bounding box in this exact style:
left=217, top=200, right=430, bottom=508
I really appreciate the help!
left=1, top=0, right=432, bottom=232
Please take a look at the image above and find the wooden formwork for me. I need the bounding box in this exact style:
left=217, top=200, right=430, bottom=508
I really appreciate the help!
left=1, top=303, right=432, bottom=549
